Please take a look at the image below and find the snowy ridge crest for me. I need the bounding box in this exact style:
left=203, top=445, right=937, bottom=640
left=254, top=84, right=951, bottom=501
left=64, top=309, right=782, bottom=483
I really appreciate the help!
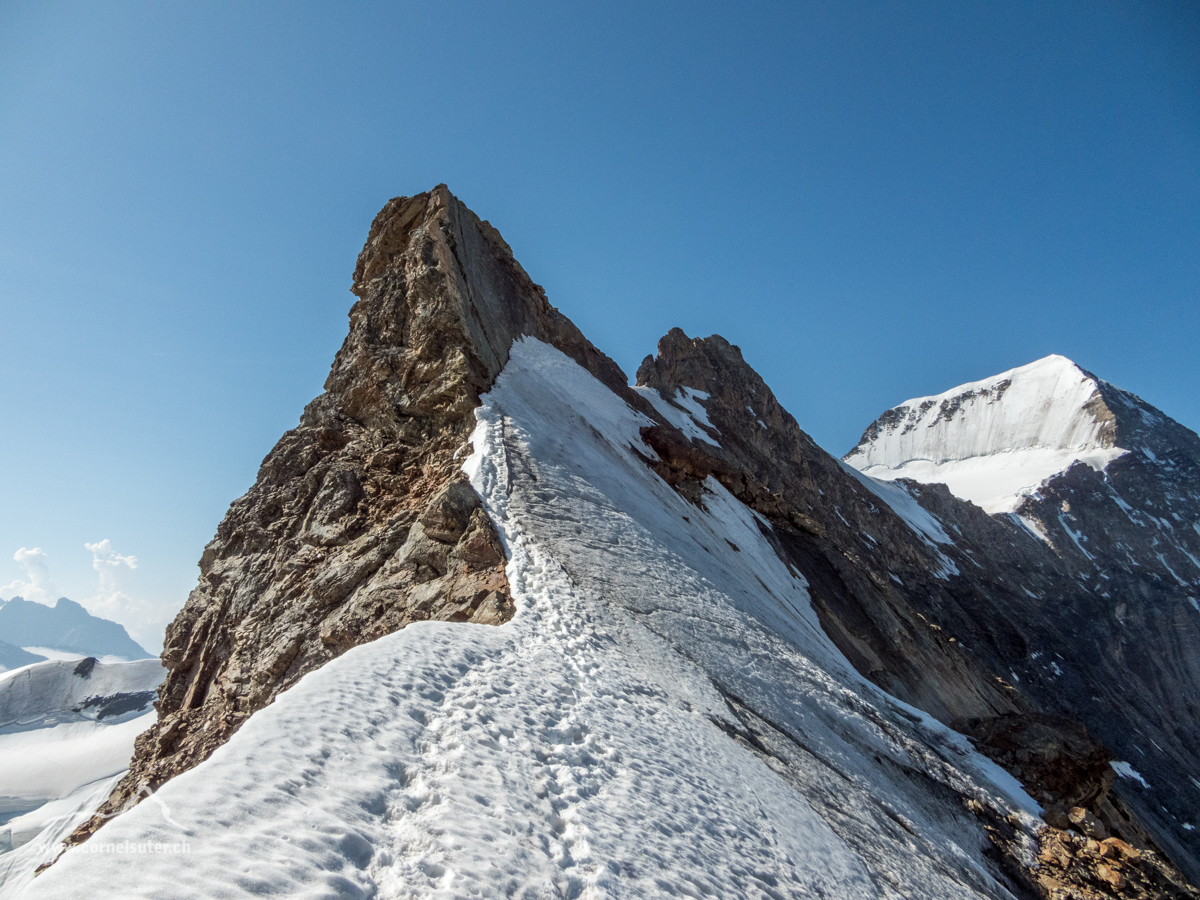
left=22, top=338, right=1046, bottom=900
left=845, top=355, right=1128, bottom=513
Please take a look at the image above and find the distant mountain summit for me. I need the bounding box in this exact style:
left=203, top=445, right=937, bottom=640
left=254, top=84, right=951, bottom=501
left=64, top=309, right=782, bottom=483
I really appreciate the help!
left=845, top=351, right=1200, bottom=879
left=845, top=353, right=1200, bottom=587
left=0, top=598, right=150, bottom=663
left=844, top=355, right=1129, bottom=513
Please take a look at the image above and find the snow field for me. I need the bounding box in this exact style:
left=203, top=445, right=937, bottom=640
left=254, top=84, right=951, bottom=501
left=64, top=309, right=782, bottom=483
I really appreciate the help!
left=0, top=715, right=154, bottom=802
left=0, top=658, right=163, bottom=898
left=0, top=775, right=125, bottom=900
left=0, top=658, right=162, bottom=723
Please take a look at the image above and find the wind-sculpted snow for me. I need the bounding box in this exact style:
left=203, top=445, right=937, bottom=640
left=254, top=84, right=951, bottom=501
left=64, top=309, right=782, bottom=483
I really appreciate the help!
left=846, top=355, right=1126, bottom=513
left=26, top=339, right=1041, bottom=900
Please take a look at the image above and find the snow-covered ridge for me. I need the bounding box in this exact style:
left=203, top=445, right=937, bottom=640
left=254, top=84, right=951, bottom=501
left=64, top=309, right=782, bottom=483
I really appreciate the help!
left=24, top=338, right=1042, bottom=900
left=845, top=355, right=1127, bottom=514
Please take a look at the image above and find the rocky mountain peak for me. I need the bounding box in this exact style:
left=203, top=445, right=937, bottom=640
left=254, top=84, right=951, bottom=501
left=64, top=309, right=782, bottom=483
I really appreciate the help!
left=637, top=328, right=749, bottom=396
left=635, top=327, right=814, bottom=460
left=67, top=184, right=638, bottom=846
left=307, top=185, right=632, bottom=437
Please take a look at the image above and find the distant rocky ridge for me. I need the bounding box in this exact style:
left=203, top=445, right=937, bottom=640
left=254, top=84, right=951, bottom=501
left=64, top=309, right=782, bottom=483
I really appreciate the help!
left=846, top=353, right=1200, bottom=882
left=0, top=643, right=42, bottom=673
left=0, top=599, right=149, bottom=663
left=55, top=186, right=1198, bottom=897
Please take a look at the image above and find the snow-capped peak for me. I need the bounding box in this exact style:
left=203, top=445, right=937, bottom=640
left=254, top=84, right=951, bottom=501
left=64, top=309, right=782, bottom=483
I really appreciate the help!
left=844, top=355, right=1127, bottom=514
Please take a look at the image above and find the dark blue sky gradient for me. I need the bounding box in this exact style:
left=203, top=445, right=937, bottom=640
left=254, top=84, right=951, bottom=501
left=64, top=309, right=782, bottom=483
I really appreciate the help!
left=1, top=1, right=1197, bottom=642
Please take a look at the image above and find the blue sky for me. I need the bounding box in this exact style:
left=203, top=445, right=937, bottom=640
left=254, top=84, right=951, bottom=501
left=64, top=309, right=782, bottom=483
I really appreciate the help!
left=1, top=1, right=1197, bottom=648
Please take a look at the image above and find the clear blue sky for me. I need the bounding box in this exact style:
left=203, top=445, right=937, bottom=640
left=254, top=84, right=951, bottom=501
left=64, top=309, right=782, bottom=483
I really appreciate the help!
left=1, top=1, right=1197, bottom=649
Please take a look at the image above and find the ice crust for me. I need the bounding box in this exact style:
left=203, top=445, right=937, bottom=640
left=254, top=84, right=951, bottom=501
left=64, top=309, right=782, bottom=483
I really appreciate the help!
left=845, top=355, right=1126, bottom=513
left=24, top=339, right=1041, bottom=900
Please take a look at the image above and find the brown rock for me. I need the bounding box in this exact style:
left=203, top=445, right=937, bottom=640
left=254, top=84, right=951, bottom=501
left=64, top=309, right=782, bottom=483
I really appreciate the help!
left=61, top=185, right=634, bottom=852
left=1102, top=838, right=1142, bottom=863
left=1071, top=807, right=1110, bottom=840
left=1097, top=862, right=1127, bottom=890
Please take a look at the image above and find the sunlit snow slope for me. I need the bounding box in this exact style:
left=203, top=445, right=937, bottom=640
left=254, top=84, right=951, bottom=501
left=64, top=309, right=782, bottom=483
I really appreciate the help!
left=0, top=658, right=162, bottom=898
left=26, top=340, right=1041, bottom=900
left=844, top=355, right=1126, bottom=513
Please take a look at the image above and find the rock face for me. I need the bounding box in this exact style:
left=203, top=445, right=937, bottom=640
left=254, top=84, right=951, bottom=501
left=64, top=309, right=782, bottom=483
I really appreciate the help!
left=845, top=355, right=1200, bottom=882
left=67, top=185, right=633, bottom=844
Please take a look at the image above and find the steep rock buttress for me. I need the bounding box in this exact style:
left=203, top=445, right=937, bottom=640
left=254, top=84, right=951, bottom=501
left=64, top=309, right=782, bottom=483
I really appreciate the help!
left=66, top=186, right=633, bottom=845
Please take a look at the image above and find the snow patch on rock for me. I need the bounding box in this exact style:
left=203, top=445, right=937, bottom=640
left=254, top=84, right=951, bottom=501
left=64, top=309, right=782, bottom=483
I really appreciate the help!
left=1111, top=761, right=1151, bottom=789
left=634, top=385, right=720, bottom=447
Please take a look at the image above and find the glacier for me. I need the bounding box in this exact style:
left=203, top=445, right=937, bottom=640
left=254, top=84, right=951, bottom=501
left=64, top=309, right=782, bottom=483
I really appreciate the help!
left=0, top=658, right=162, bottom=898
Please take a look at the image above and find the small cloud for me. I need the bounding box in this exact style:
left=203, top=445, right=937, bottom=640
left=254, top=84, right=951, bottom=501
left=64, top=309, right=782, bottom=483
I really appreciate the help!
left=0, top=547, right=62, bottom=605
left=85, top=539, right=139, bottom=583
left=83, top=539, right=172, bottom=653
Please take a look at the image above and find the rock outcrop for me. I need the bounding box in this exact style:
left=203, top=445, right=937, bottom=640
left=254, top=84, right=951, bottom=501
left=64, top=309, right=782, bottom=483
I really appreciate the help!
left=637, top=329, right=1029, bottom=725
left=66, top=185, right=633, bottom=846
